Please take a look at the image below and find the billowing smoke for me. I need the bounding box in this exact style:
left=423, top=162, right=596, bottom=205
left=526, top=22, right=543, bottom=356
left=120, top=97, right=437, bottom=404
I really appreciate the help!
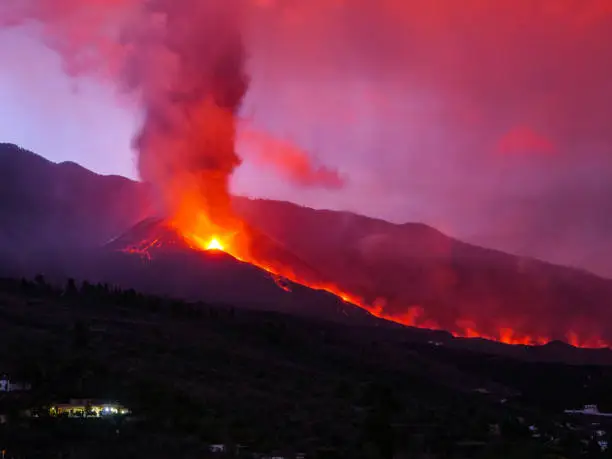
left=124, top=0, right=248, bottom=232
left=2, top=0, right=243, bottom=234
left=0, top=0, right=349, bottom=230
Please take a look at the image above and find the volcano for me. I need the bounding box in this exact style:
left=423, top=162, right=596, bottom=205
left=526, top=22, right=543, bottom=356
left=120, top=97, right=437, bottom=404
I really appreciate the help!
left=107, top=216, right=326, bottom=287
left=3, top=144, right=612, bottom=349
left=99, top=216, right=380, bottom=325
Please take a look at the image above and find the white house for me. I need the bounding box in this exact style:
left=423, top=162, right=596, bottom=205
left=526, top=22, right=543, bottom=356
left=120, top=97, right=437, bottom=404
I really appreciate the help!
left=0, top=376, right=31, bottom=392
left=528, top=425, right=541, bottom=438
left=598, top=440, right=608, bottom=451
left=565, top=405, right=612, bottom=417
left=209, top=444, right=226, bottom=453
left=49, top=399, right=130, bottom=417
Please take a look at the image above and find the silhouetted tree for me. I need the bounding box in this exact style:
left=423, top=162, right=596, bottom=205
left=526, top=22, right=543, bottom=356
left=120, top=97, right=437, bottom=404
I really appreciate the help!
left=73, top=319, right=90, bottom=350
left=362, top=383, right=397, bottom=459
left=558, top=430, right=582, bottom=458
left=586, top=438, right=603, bottom=458
left=264, top=320, right=286, bottom=346
left=65, top=278, right=78, bottom=296
left=34, top=274, right=45, bottom=287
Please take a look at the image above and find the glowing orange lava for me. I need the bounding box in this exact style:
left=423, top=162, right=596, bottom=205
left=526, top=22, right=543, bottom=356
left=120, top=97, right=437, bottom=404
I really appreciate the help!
left=205, top=238, right=224, bottom=251
left=170, top=218, right=609, bottom=350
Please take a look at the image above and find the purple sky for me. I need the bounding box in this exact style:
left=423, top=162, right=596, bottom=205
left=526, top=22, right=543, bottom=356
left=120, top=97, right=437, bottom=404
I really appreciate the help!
left=1, top=1, right=612, bottom=277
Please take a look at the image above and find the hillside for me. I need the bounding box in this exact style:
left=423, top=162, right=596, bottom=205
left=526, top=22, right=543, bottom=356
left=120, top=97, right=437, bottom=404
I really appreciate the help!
left=1, top=277, right=612, bottom=458
left=2, top=143, right=612, bottom=347
left=0, top=143, right=153, bottom=255
left=233, top=198, right=612, bottom=345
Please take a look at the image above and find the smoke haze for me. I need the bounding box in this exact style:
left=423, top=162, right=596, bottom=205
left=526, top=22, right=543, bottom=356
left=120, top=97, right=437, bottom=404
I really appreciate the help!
left=243, top=0, right=612, bottom=276
left=1, top=0, right=612, bottom=276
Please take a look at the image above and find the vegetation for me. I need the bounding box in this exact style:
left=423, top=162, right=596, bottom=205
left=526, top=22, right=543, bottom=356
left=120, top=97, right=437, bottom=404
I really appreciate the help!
left=0, top=276, right=611, bottom=458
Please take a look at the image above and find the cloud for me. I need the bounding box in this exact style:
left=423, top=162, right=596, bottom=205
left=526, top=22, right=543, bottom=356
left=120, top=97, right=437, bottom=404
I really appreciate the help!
left=241, top=0, right=612, bottom=277
left=496, top=126, right=557, bottom=156
left=239, top=127, right=345, bottom=190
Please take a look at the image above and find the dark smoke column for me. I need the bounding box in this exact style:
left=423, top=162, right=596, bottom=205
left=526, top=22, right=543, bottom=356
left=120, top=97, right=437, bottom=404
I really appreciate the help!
left=128, top=0, right=248, bottom=231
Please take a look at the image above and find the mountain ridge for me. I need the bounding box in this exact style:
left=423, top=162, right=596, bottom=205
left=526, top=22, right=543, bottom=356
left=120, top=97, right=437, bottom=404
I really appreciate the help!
left=2, top=142, right=602, bottom=278
left=2, top=142, right=612, bottom=348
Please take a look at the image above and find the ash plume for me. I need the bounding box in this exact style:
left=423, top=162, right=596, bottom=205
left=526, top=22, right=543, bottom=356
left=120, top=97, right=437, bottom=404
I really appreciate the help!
left=125, top=0, right=248, bottom=231
left=2, top=0, right=249, bottom=231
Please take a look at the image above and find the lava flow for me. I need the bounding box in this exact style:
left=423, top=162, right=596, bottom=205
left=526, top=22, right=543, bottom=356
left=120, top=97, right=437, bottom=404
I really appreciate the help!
left=168, top=222, right=609, bottom=349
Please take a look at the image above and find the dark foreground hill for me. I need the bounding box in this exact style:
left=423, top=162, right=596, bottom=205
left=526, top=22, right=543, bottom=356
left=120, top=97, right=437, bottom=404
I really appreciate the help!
left=1, top=277, right=612, bottom=458
left=2, top=143, right=612, bottom=348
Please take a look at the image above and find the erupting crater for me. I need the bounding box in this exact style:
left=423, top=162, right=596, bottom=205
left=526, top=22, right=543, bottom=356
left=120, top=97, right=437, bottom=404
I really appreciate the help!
left=105, top=216, right=381, bottom=324
left=205, top=238, right=224, bottom=251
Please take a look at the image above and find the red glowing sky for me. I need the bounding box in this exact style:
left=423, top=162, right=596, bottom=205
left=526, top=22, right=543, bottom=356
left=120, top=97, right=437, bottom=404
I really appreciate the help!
left=1, top=0, right=612, bottom=277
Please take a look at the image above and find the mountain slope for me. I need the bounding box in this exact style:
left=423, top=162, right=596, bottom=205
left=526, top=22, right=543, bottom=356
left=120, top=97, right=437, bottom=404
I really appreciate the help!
left=3, top=276, right=606, bottom=457
left=233, top=197, right=612, bottom=345
left=2, top=144, right=612, bottom=347
left=0, top=143, right=152, bottom=255
left=98, top=217, right=376, bottom=324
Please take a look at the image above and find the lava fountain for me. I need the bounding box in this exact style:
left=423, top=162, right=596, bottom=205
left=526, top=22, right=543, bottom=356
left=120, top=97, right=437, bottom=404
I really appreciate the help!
left=206, top=238, right=225, bottom=251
